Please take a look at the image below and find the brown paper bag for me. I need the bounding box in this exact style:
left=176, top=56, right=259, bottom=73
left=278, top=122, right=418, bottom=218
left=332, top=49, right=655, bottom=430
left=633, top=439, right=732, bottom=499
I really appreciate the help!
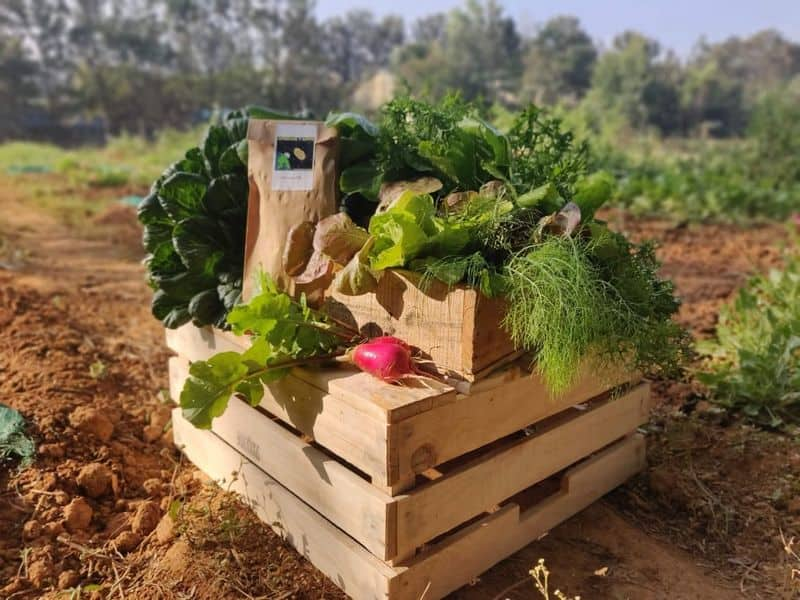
left=243, top=120, right=338, bottom=301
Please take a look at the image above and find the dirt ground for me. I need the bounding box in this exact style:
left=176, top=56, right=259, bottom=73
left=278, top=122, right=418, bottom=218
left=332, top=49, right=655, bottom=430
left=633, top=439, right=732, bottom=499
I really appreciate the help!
left=1, top=179, right=798, bottom=599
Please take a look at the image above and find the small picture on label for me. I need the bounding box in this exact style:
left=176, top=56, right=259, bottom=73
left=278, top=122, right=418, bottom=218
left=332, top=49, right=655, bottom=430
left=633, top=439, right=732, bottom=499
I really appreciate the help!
left=275, top=137, right=314, bottom=171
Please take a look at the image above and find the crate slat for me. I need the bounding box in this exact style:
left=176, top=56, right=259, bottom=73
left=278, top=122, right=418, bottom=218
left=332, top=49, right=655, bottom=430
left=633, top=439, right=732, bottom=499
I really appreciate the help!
left=389, top=363, right=638, bottom=480
left=200, top=392, right=394, bottom=559
left=171, top=351, right=647, bottom=560
left=169, top=356, right=393, bottom=484
left=172, top=409, right=396, bottom=600
left=173, top=409, right=645, bottom=600
left=391, top=383, right=650, bottom=558
left=392, top=434, right=646, bottom=598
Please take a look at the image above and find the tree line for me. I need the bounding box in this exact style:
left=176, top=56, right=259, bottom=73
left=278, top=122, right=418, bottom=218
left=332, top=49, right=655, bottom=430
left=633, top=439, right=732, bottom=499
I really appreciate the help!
left=1, top=0, right=799, bottom=143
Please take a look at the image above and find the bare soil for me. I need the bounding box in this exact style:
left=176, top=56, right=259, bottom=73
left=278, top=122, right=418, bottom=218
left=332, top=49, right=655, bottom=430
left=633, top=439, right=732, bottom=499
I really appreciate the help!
left=1, top=188, right=797, bottom=599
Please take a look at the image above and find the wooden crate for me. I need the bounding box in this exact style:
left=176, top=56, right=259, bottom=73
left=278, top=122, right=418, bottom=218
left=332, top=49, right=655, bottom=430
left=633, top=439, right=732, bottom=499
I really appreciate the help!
left=166, top=324, right=639, bottom=492
left=168, top=322, right=648, bottom=597
left=173, top=412, right=646, bottom=600
left=325, top=269, right=515, bottom=380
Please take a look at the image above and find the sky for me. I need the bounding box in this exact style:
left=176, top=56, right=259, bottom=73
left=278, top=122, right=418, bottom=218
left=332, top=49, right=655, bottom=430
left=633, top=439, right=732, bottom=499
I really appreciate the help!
left=315, top=0, right=800, bottom=57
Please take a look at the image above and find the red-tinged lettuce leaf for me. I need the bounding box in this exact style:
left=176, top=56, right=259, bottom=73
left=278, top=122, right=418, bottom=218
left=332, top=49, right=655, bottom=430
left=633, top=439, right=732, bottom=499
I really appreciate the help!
left=333, top=238, right=378, bottom=296
left=312, top=213, right=370, bottom=265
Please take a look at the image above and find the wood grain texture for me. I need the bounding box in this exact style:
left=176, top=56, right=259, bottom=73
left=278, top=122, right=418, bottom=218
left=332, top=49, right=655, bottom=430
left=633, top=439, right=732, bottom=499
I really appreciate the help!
left=172, top=411, right=396, bottom=600
left=392, top=384, right=650, bottom=557
left=174, top=408, right=645, bottom=600
left=388, top=362, right=639, bottom=481
left=390, top=434, right=646, bottom=599
left=169, top=356, right=392, bottom=485
left=326, top=269, right=514, bottom=378
left=201, top=393, right=394, bottom=559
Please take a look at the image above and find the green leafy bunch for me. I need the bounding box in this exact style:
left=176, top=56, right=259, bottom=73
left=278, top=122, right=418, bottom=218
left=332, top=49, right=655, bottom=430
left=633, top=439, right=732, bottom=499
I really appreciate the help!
left=138, top=106, right=296, bottom=329
left=698, top=250, right=800, bottom=428
left=180, top=273, right=355, bottom=428
left=328, top=95, right=510, bottom=204
left=503, top=230, right=688, bottom=393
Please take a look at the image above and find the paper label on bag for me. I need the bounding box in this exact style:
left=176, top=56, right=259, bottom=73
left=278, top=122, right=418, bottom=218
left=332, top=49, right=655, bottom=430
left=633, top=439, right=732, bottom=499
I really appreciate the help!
left=271, top=123, right=316, bottom=190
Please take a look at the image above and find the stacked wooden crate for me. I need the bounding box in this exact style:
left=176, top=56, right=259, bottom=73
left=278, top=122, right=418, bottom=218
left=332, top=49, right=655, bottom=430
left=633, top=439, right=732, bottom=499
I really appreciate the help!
left=167, top=317, right=649, bottom=599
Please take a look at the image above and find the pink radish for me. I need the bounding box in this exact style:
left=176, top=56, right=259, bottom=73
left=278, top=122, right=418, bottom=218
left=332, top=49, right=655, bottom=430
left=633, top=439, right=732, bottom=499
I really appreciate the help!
left=341, top=336, right=425, bottom=382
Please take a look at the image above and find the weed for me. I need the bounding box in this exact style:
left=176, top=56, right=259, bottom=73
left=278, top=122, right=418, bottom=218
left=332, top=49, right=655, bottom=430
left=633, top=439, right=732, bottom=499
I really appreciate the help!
left=698, top=247, right=800, bottom=428
left=530, top=559, right=580, bottom=600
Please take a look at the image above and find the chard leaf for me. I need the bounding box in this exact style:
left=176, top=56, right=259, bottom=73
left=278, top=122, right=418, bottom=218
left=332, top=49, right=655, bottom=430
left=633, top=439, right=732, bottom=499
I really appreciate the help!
left=188, top=289, right=224, bottom=325
left=159, top=173, right=207, bottom=221
left=218, top=143, right=245, bottom=175
left=173, top=216, right=226, bottom=274
left=203, top=174, right=248, bottom=217
left=202, top=124, right=233, bottom=177
left=143, top=222, right=173, bottom=253
left=153, top=270, right=215, bottom=302
left=137, top=193, right=169, bottom=225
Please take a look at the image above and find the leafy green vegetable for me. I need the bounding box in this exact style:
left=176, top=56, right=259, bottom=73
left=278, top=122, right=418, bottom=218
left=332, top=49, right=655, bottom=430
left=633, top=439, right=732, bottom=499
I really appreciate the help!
left=698, top=251, right=800, bottom=428
left=0, top=404, right=35, bottom=467
left=139, top=107, right=295, bottom=329
left=503, top=232, right=687, bottom=392
left=180, top=274, right=354, bottom=428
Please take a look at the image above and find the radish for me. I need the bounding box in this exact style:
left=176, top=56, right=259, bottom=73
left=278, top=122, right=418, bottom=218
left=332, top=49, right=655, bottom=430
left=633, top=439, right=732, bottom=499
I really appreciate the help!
left=341, top=336, right=426, bottom=382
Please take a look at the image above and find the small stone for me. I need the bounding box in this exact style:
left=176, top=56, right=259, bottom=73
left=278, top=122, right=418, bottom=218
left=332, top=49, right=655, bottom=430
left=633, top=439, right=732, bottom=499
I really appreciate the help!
left=77, top=463, right=112, bottom=498
left=149, top=406, right=171, bottom=430
left=22, top=520, right=41, bottom=540
left=42, top=521, right=65, bottom=537
left=112, top=531, right=141, bottom=553
left=142, top=478, right=162, bottom=497
left=103, top=512, right=131, bottom=537
left=131, top=501, right=160, bottom=536
left=69, top=407, right=114, bottom=442
left=28, top=559, right=53, bottom=588
left=142, top=424, right=162, bottom=443
left=39, top=443, right=66, bottom=458
left=64, top=498, right=93, bottom=532
left=57, top=569, right=80, bottom=590
left=154, top=514, right=176, bottom=544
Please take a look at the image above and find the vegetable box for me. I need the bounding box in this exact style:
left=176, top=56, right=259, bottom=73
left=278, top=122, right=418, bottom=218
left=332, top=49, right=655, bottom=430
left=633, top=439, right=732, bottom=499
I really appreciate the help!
left=325, top=269, right=515, bottom=381
left=167, top=324, right=648, bottom=599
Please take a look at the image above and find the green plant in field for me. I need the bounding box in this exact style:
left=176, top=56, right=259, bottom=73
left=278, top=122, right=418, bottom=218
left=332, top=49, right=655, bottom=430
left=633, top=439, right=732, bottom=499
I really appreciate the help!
left=698, top=249, right=800, bottom=428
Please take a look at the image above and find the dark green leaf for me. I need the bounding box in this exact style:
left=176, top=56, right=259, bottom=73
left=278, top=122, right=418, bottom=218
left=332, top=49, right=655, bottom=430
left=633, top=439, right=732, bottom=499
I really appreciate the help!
left=173, top=217, right=226, bottom=274
left=0, top=404, right=35, bottom=466
left=339, top=163, right=383, bottom=201
left=202, top=125, right=233, bottom=178
left=158, top=173, right=207, bottom=221
left=188, top=289, right=224, bottom=326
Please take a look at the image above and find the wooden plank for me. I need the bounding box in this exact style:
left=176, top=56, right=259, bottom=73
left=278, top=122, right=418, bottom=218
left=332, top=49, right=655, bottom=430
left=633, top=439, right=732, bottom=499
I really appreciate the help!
left=175, top=406, right=644, bottom=600
left=171, top=411, right=396, bottom=600
left=392, top=383, right=650, bottom=558
left=390, top=434, right=646, bottom=599
left=169, top=356, right=391, bottom=485
left=167, top=324, right=457, bottom=425
left=327, top=372, right=456, bottom=424
left=389, top=362, right=638, bottom=481
left=202, top=393, right=395, bottom=559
